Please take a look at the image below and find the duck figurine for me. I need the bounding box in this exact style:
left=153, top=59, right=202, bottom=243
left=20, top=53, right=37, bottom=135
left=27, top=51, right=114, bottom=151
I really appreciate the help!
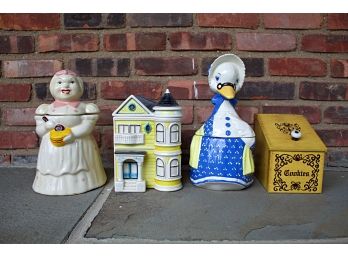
left=189, top=54, right=255, bottom=190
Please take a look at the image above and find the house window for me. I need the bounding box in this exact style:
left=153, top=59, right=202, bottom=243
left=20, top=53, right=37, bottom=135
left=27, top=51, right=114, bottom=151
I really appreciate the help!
left=123, top=161, right=138, bottom=179
left=170, top=159, right=179, bottom=177
left=118, top=124, right=141, bottom=134
left=156, top=123, right=165, bottom=143
left=156, top=158, right=165, bottom=177
left=170, top=124, right=179, bottom=143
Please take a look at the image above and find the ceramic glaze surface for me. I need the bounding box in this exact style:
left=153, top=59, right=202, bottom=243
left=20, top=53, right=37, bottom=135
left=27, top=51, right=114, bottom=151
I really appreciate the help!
left=112, top=90, right=183, bottom=193
left=33, top=70, right=106, bottom=195
left=189, top=54, right=255, bottom=190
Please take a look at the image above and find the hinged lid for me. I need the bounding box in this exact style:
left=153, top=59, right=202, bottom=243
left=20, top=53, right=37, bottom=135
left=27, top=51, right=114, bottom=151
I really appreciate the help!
left=256, top=114, right=327, bottom=152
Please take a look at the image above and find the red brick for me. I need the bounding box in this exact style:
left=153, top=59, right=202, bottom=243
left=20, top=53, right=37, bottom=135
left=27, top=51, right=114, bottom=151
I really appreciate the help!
left=68, top=58, right=130, bottom=77
left=0, top=131, right=38, bottom=149
left=194, top=81, right=214, bottom=100
left=324, top=106, right=348, bottom=124
left=3, top=60, right=62, bottom=78
left=169, top=32, right=232, bottom=51
left=262, top=105, right=321, bottom=124
left=236, top=33, right=296, bottom=52
left=134, top=57, right=198, bottom=76
left=167, top=80, right=214, bottom=100
left=0, top=14, right=60, bottom=30
left=106, top=14, right=126, bottom=28
left=101, top=152, right=114, bottom=168
left=167, top=80, right=194, bottom=99
left=181, top=105, right=193, bottom=125
left=0, top=35, right=34, bottom=54
left=327, top=14, right=348, bottom=30
left=327, top=150, right=348, bottom=163
left=64, top=14, right=101, bottom=29
left=196, top=106, right=214, bottom=124
left=128, top=14, right=192, bottom=27
left=97, top=105, right=116, bottom=126
left=0, top=154, right=11, bottom=166
left=197, top=14, right=259, bottom=28
left=102, top=129, right=113, bottom=149
left=3, top=108, right=36, bottom=126
left=269, top=58, right=327, bottom=77
left=38, top=33, right=99, bottom=52
left=299, top=81, right=348, bottom=101
left=331, top=59, right=348, bottom=78
left=202, top=57, right=264, bottom=77
left=0, top=83, right=31, bottom=102
left=235, top=106, right=259, bottom=125
left=239, top=82, right=295, bottom=100
left=104, top=32, right=166, bottom=51
left=101, top=81, right=163, bottom=100
left=264, top=14, right=323, bottom=29
left=316, top=129, right=348, bottom=147
left=302, top=34, right=348, bottom=53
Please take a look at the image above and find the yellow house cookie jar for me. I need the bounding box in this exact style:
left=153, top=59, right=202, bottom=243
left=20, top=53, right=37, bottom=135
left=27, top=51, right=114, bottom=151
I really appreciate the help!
left=112, top=89, right=183, bottom=192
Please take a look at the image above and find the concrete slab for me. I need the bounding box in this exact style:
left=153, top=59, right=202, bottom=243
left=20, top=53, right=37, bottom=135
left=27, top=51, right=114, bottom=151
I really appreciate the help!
left=0, top=168, right=110, bottom=243
left=86, top=171, right=348, bottom=242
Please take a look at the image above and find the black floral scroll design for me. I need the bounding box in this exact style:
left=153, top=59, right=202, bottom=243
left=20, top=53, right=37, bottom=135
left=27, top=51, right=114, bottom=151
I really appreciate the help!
left=290, top=181, right=301, bottom=190
left=273, top=154, right=293, bottom=191
left=273, top=153, right=321, bottom=192
left=275, top=123, right=301, bottom=135
left=302, top=154, right=321, bottom=192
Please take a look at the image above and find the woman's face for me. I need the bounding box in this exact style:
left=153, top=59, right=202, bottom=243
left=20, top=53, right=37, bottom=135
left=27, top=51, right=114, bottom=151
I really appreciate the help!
left=50, top=74, right=83, bottom=101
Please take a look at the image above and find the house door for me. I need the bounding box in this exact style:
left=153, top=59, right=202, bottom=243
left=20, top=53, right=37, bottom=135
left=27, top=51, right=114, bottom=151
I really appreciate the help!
left=123, top=161, right=138, bottom=179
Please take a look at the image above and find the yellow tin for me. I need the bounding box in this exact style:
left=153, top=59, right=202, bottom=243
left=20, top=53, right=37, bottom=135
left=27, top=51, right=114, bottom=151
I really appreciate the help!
left=50, top=127, right=71, bottom=147
left=255, top=114, right=327, bottom=193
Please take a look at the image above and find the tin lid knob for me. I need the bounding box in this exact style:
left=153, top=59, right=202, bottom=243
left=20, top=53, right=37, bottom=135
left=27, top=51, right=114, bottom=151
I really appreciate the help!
left=291, top=129, right=302, bottom=141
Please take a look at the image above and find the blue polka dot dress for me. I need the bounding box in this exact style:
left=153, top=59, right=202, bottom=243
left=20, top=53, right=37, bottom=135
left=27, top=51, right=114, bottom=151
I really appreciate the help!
left=190, top=94, right=254, bottom=188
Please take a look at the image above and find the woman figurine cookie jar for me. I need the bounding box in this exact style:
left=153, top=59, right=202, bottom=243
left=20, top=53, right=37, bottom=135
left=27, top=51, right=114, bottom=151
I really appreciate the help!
left=189, top=54, right=255, bottom=190
left=33, top=70, right=107, bottom=195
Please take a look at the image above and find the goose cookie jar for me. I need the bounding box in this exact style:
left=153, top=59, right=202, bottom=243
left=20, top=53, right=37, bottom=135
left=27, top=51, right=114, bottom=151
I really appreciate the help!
left=33, top=70, right=107, bottom=195
left=189, top=54, right=255, bottom=190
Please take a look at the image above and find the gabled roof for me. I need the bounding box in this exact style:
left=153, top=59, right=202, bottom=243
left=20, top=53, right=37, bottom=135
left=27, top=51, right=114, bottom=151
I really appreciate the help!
left=135, top=95, right=157, bottom=112
left=112, top=95, right=154, bottom=116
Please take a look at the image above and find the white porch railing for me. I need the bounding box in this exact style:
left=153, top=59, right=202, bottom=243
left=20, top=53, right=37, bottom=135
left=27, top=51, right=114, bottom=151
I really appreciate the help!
left=114, top=133, right=145, bottom=144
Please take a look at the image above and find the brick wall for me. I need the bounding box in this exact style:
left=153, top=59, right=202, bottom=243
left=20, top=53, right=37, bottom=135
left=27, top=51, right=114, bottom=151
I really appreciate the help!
left=0, top=13, right=347, bottom=168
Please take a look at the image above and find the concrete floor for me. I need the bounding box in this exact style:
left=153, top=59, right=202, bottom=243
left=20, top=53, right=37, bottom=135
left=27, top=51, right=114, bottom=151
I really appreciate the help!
left=0, top=168, right=105, bottom=243
left=86, top=172, right=348, bottom=242
left=1, top=167, right=347, bottom=243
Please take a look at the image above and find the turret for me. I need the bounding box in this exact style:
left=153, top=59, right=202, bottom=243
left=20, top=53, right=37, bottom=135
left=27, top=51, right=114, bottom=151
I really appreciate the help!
left=153, top=89, right=182, bottom=191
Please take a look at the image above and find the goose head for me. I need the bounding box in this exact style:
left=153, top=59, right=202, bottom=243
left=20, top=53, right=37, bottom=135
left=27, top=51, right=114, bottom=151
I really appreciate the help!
left=208, top=54, right=246, bottom=100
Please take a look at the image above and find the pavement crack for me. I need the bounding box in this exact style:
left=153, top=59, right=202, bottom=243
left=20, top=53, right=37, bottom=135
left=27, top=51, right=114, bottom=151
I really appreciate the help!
left=124, top=213, right=135, bottom=224
left=242, top=225, right=267, bottom=240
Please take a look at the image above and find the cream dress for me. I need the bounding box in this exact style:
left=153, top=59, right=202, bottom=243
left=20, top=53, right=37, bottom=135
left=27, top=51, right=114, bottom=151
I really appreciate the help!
left=33, top=102, right=106, bottom=195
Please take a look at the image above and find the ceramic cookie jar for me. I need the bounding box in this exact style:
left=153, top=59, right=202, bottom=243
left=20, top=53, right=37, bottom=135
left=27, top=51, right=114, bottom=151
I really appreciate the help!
left=33, top=70, right=107, bottom=195
left=189, top=54, right=255, bottom=190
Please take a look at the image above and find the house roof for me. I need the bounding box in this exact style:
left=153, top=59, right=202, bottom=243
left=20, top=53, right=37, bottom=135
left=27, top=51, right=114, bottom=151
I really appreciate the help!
left=135, top=95, right=157, bottom=112
left=112, top=90, right=180, bottom=116
left=112, top=95, right=153, bottom=116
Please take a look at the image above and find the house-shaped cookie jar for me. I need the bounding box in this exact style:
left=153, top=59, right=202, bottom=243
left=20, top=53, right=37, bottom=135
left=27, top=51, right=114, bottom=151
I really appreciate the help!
left=112, top=89, right=182, bottom=192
